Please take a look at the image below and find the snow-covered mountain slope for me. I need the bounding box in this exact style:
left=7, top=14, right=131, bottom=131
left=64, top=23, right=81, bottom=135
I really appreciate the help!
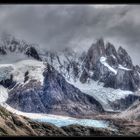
left=0, top=35, right=139, bottom=115
left=0, top=35, right=105, bottom=117
left=0, top=59, right=104, bottom=116
left=0, top=59, right=45, bottom=86
left=42, top=39, right=140, bottom=92
left=40, top=38, right=140, bottom=111
left=41, top=48, right=83, bottom=83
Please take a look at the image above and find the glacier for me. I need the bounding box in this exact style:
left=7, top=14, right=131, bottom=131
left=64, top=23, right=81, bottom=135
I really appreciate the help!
left=33, top=117, right=109, bottom=128
left=67, top=80, right=133, bottom=111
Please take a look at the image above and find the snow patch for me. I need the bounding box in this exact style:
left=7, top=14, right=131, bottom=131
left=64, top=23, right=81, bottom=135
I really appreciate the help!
left=111, top=55, right=116, bottom=59
left=118, top=65, right=132, bottom=71
left=100, top=57, right=117, bottom=75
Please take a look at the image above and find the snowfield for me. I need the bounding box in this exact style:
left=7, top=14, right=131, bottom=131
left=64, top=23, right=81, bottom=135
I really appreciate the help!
left=1, top=103, right=109, bottom=128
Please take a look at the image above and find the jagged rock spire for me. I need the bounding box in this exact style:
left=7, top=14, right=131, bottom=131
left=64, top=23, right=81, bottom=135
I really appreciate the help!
left=84, top=38, right=105, bottom=70
left=105, top=42, right=117, bottom=57
left=117, top=46, right=133, bottom=68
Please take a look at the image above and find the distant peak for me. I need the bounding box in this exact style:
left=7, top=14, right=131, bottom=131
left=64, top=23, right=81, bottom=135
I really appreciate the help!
left=105, top=42, right=117, bottom=57
left=118, top=46, right=127, bottom=54
left=0, top=34, right=41, bottom=61
left=96, top=38, right=104, bottom=46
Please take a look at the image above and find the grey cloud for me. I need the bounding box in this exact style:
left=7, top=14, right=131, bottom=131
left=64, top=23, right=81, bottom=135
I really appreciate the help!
left=0, top=5, right=140, bottom=65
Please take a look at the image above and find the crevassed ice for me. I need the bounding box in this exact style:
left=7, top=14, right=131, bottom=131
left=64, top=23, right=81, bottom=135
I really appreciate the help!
left=67, top=80, right=133, bottom=111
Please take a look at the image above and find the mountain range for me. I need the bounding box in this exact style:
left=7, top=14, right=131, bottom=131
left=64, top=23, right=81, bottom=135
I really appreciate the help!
left=0, top=35, right=140, bottom=136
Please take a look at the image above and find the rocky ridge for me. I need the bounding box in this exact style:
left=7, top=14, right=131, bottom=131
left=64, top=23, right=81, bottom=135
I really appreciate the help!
left=42, top=38, right=140, bottom=92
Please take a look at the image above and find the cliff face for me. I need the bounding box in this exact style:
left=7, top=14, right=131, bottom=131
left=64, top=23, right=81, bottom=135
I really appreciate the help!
left=84, top=40, right=140, bottom=92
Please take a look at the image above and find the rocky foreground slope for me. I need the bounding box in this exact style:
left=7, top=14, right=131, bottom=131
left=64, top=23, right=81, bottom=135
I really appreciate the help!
left=0, top=105, right=140, bottom=136
left=0, top=105, right=116, bottom=136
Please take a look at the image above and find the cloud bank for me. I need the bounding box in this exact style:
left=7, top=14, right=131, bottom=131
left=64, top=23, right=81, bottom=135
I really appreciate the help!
left=0, top=5, right=140, bottom=65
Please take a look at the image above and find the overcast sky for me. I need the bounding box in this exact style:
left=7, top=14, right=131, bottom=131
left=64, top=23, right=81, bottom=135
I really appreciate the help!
left=0, top=5, right=140, bottom=65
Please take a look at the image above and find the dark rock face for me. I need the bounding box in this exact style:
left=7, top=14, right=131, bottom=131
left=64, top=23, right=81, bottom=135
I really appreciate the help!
left=92, top=59, right=115, bottom=82
left=6, top=81, right=46, bottom=113
left=105, top=42, right=118, bottom=58
left=93, top=65, right=140, bottom=92
left=80, top=69, right=89, bottom=83
left=135, top=65, right=140, bottom=73
left=117, top=47, right=133, bottom=69
left=109, top=94, right=140, bottom=111
left=0, top=75, right=16, bottom=89
left=114, top=69, right=140, bottom=91
left=84, top=38, right=105, bottom=71
left=0, top=46, right=7, bottom=55
left=6, top=64, right=104, bottom=116
left=65, top=38, right=140, bottom=92
left=92, top=58, right=140, bottom=92
left=83, top=39, right=140, bottom=92
left=25, top=47, right=41, bottom=61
